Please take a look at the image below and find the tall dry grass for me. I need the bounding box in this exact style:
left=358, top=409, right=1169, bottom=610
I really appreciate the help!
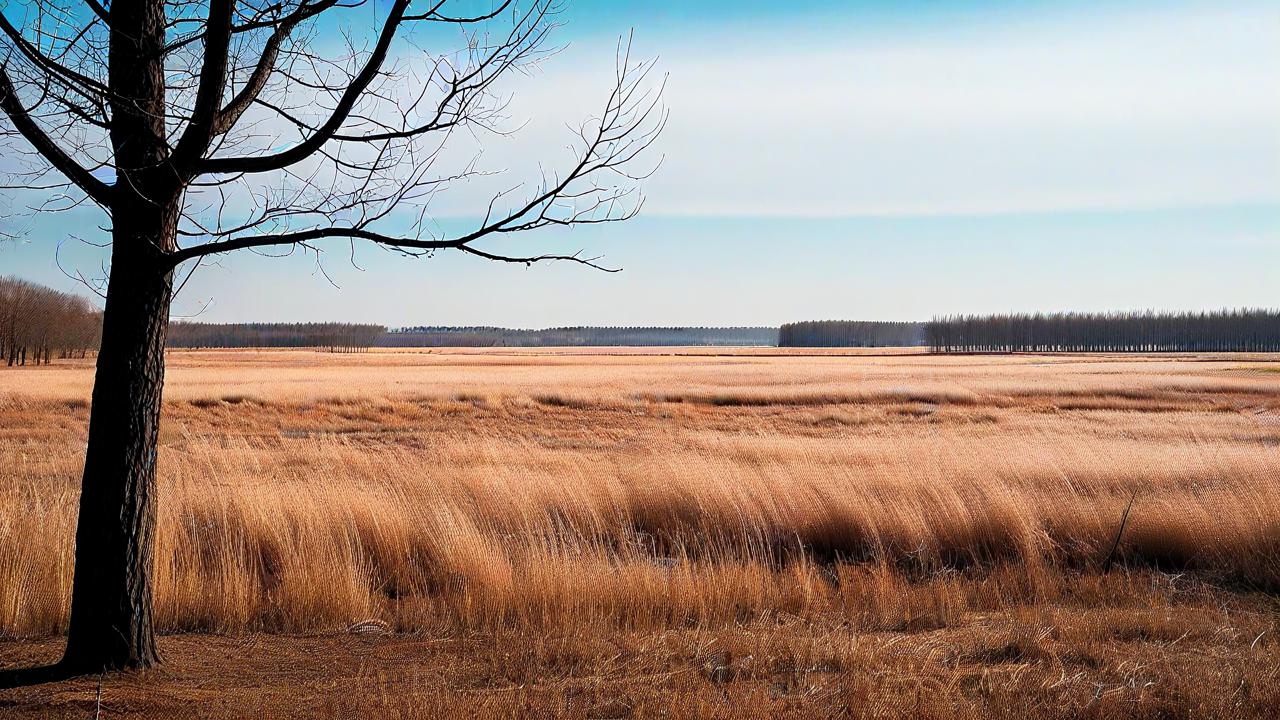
left=1, top=349, right=1278, bottom=640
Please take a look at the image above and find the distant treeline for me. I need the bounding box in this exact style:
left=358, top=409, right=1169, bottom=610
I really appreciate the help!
left=168, top=322, right=386, bottom=352
left=0, top=276, right=101, bottom=366
left=925, top=310, right=1280, bottom=353
left=382, top=326, right=779, bottom=347
left=778, top=321, right=926, bottom=348
left=6, top=276, right=1279, bottom=358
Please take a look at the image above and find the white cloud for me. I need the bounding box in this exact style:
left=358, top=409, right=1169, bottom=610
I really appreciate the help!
left=470, top=1, right=1280, bottom=218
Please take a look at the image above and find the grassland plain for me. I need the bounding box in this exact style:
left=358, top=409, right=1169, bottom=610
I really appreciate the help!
left=1, top=348, right=1279, bottom=718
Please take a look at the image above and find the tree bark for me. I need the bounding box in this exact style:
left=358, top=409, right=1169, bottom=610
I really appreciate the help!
left=56, top=0, right=181, bottom=672
left=60, top=235, right=175, bottom=672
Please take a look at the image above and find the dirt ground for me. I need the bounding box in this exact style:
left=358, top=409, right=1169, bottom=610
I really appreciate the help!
left=4, top=585, right=1280, bottom=720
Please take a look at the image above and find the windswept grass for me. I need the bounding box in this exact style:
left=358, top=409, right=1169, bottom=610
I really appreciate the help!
left=2, top=348, right=1279, bottom=716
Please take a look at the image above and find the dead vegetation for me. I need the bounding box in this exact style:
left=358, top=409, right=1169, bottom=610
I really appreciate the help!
left=1, top=348, right=1279, bottom=717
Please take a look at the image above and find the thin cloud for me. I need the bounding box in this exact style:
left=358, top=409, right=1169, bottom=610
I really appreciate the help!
left=486, top=1, right=1280, bottom=218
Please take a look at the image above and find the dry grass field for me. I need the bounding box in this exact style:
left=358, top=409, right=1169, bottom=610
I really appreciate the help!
left=2, top=348, right=1279, bottom=718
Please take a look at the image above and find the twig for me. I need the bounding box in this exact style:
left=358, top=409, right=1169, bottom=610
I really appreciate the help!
left=1103, top=491, right=1137, bottom=573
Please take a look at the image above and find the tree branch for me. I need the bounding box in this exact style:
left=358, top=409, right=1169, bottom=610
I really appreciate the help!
left=194, top=0, right=413, bottom=175
left=0, top=62, right=112, bottom=207
left=210, top=0, right=341, bottom=139
left=171, top=32, right=663, bottom=276
left=0, top=11, right=109, bottom=98
left=83, top=0, right=111, bottom=25
left=404, top=0, right=513, bottom=23
left=170, top=0, right=236, bottom=168
left=166, top=225, right=618, bottom=272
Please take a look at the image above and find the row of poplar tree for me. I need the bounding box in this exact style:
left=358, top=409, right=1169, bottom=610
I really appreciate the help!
left=0, top=276, right=102, bottom=365
left=385, top=326, right=779, bottom=347
left=777, top=321, right=926, bottom=347
left=167, top=322, right=386, bottom=352
left=924, top=310, right=1280, bottom=353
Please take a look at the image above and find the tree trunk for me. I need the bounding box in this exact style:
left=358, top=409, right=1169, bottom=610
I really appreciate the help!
left=56, top=0, right=180, bottom=672
left=60, top=240, right=175, bottom=672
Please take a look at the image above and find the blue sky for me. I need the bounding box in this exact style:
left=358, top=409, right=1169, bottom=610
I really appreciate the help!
left=2, top=0, right=1277, bottom=326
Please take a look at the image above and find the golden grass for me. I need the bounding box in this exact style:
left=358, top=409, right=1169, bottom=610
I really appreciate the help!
left=2, top=349, right=1279, bottom=716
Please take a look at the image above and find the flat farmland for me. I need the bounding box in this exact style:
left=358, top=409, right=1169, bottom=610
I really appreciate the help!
left=2, top=348, right=1279, bottom=718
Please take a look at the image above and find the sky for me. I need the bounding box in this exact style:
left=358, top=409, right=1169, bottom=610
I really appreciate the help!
left=1, top=0, right=1278, bottom=326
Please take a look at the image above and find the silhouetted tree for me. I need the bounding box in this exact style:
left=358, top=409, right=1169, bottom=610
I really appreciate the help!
left=1, top=0, right=662, bottom=673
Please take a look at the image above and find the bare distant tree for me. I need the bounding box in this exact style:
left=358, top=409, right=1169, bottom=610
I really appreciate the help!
left=0, top=276, right=100, bottom=365
left=0, top=0, right=663, bottom=675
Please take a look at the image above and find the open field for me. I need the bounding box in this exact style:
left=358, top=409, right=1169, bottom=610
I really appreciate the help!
left=2, top=348, right=1280, bottom=717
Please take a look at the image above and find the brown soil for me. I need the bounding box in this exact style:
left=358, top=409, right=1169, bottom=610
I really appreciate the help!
left=3, top=589, right=1279, bottom=720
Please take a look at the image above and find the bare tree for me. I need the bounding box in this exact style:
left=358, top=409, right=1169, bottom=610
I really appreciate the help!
left=0, top=276, right=101, bottom=364
left=0, top=0, right=663, bottom=674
